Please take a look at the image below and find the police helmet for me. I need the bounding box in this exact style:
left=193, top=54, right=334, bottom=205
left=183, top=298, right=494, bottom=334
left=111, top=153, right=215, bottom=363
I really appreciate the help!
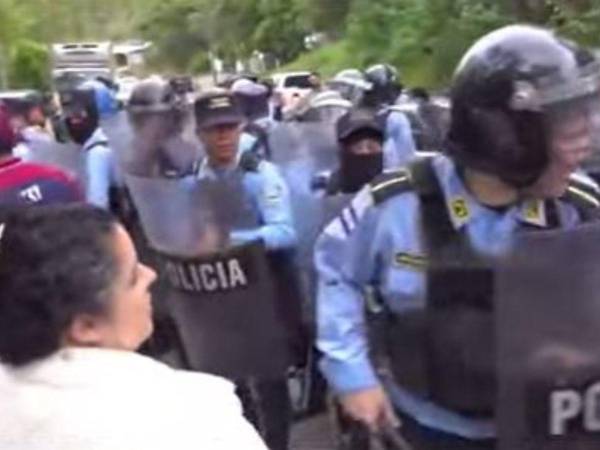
left=363, top=63, right=402, bottom=107
left=60, top=88, right=99, bottom=126
left=329, top=69, right=373, bottom=104
left=332, top=69, right=373, bottom=91
left=81, top=79, right=119, bottom=117
left=447, top=25, right=600, bottom=188
left=127, top=77, right=184, bottom=115
left=365, top=63, right=399, bottom=89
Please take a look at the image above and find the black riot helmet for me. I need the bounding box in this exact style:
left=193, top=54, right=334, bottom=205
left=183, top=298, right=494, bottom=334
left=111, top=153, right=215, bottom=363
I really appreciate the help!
left=125, top=77, right=197, bottom=177
left=126, top=77, right=188, bottom=137
left=60, top=88, right=99, bottom=145
left=363, top=63, right=402, bottom=107
left=446, top=25, right=600, bottom=188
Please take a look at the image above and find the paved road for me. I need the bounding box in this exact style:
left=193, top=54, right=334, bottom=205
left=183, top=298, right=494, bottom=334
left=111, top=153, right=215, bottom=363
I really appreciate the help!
left=291, top=414, right=336, bottom=450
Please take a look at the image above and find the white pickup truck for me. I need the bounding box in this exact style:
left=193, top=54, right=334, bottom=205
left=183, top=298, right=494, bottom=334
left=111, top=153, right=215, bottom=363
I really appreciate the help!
left=271, top=71, right=315, bottom=117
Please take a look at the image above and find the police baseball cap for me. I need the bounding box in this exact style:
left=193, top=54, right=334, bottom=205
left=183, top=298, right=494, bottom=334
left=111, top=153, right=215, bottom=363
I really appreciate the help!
left=194, top=91, right=244, bottom=129
left=336, top=108, right=384, bottom=142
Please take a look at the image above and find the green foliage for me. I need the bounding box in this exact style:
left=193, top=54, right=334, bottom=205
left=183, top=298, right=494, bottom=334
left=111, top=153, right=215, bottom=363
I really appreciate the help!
left=344, top=0, right=512, bottom=87
left=294, top=0, right=352, bottom=37
left=8, top=40, right=49, bottom=90
left=4, top=0, right=600, bottom=89
left=548, top=1, right=600, bottom=47
left=277, top=40, right=354, bottom=76
left=188, top=51, right=211, bottom=74
left=252, top=0, right=306, bottom=61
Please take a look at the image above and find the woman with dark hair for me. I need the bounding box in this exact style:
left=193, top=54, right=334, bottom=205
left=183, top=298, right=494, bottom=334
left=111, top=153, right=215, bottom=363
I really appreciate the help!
left=0, top=205, right=266, bottom=450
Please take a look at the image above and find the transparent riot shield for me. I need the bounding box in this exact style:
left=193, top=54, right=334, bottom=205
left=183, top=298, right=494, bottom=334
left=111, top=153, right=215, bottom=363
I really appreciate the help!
left=21, top=139, right=87, bottom=186
left=295, top=91, right=351, bottom=123
left=109, top=106, right=202, bottom=178
left=267, top=119, right=344, bottom=340
left=269, top=121, right=339, bottom=274
left=497, top=223, right=600, bottom=449
left=125, top=173, right=289, bottom=379
left=100, top=110, right=134, bottom=158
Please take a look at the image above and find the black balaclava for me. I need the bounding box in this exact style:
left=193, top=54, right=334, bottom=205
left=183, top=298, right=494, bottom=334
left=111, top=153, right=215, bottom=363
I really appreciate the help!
left=339, top=130, right=384, bottom=193
left=62, top=89, right=99, bottom=145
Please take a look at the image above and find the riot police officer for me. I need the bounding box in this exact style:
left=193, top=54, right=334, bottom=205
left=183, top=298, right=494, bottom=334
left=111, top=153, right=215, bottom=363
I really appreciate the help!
left=194, top=91, right=297, bottom=450
left=363, top=63, right=403, bottom=109
left=125, top=77, right=197, bottom=178
left=125, top=87, right=299, bottom=450
left=193, top=90, right=296, bottom=250
left=318, top=108, right=385, bottom=196
left=315, top=25, right=600, bottom=449
left=361, top=63, right=417, bottom=168
left=329, top=69, right=374, bottom=107
left=231, top=78, right=273, bottom=159
left=60, top=87, right=121, bottom=209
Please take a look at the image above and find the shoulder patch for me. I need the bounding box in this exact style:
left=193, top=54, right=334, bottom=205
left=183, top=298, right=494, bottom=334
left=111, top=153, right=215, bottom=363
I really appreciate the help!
left=568, top=174, right=600, bottom=197
left=324, top=187, right=375, bottom=239
left=369, top=169, right=413, bottom=205
left=564, top=187, right=600, bottom=210
left=564, top=175, right=600, bottom=211
left=85, top=140, right=109, bottom=152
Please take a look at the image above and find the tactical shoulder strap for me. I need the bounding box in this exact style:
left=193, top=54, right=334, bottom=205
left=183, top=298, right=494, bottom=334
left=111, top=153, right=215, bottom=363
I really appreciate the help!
left=369, top=157, right=457, bottom=248
left=409, top=157, right=457, bottom=250
left=369, top=169, right=412, bottom=204
left=244, top=122, right=271, bottom=159
left=562, top=175, right=600, bottom=222
left=84, top=140, right=109, bottom=152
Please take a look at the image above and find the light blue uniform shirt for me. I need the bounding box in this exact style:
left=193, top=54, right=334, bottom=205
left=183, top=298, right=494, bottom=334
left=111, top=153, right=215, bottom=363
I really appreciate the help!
left=12, top=127, right=120, bottom=210
left=84, top=128, right=121, bottom=209
left=382, top=108, right=417, bottom=168
left=194, top=154, right=296, bottom=251
left=315, top=154, right=587, bottom=439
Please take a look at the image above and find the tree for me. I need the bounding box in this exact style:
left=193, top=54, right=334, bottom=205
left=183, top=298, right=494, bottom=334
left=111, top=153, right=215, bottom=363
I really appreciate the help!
left=9, top=40, right=50, bottom=90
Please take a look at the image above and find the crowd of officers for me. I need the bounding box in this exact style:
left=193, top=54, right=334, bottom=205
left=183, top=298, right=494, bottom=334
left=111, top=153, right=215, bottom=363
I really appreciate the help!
left=2, top=24, right=600, bottom=450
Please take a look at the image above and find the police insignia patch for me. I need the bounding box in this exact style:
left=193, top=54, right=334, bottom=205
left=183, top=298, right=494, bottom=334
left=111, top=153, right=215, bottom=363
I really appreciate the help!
left=394, top=252, right=427, bottom=270
left=450, top=197, right=470, bottom=221
left=522, top=200, right=546, bottom=226
left=525, top=201, right=540, bottom=220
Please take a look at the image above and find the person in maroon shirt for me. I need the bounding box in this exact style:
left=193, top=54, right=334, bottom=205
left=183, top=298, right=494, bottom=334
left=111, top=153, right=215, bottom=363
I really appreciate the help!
left=0, top=103, right=82, bottom=206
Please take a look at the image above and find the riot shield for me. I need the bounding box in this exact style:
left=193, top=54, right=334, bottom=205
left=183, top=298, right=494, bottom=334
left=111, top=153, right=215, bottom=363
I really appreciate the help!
left=100, top=110, right=134, bottom=157
left=292, top=91, right=352, bottom=123
left=107, top=107, right=202, bottom=178
left=269, top=121, right=339, bottom=279
left=497, top=223, right=600, bottom=449
left=125, top=173, right=289, bottom=379
left=20, top=139, right=87, bottom=185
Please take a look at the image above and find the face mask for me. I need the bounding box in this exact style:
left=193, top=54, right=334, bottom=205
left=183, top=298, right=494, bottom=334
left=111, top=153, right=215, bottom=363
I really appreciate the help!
left=65, top=115, right=97, bottom=145
left=339, top=151, right=383, bottom=193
